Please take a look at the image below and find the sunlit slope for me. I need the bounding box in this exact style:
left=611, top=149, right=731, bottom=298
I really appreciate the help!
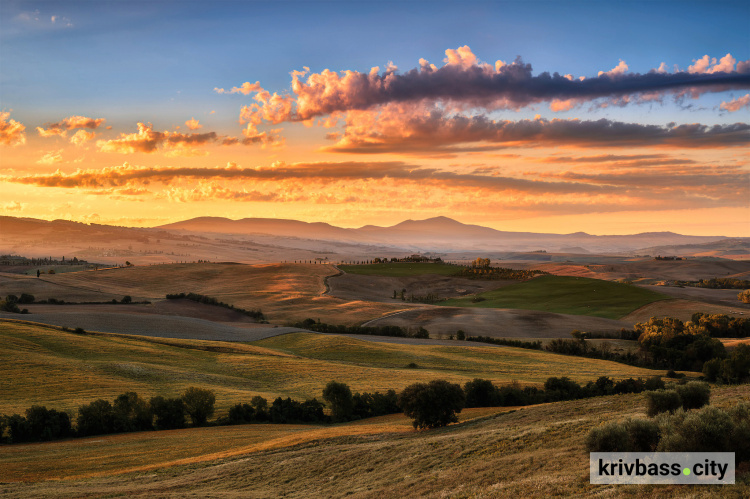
left=36, top=263, right=406, bottom=325
left=0, top=323, right=666, bottom=415
left=440, top=275, right=670, bottom=319
left=3, top=386, right=747, bottom=496
left=339, top=262, right=462, bottom=276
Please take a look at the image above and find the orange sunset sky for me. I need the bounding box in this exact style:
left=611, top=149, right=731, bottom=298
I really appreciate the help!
left=1, top=1, right=749, bottom=236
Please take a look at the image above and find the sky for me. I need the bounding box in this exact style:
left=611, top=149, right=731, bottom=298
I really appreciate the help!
left=1, top=0, right=749, bottom=236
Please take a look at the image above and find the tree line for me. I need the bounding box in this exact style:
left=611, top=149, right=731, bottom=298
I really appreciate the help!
left=461, top=313, right=750, bottom=382
left=165, top=292, right=265, bottom=321
left=1, top=373, right=680, bottom=444
left=294, top=319, right=430, bottom=339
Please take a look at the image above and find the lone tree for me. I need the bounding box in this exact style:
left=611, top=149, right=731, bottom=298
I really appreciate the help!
left=399, top=379, right=465, bottom=429
left=322, top=381, right=354, bottom=422
left=181, top=387, right=216, bottom=426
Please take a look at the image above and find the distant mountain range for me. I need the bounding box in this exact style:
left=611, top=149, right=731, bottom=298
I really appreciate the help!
left=2, top=215, right=746, bottom=257
left=157, top=216, right=740, bottom=254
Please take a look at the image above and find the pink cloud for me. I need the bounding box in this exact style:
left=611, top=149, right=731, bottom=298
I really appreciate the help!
left=720, top=94, right=750, bottom=112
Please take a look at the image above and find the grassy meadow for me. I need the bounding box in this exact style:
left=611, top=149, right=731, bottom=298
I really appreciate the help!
left=440, top=275, right=670, bottom=320
left=1, top=321, right=667, bottom=416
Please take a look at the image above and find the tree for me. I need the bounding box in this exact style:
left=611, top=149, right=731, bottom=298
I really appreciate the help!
left=322, top=381, right=354, bottom=422
left=463, top=378, right=498, bottom=407
left=399, top=380, right=465, bottom=429
left=113, top=392, right=152, bottom=432
left=120, top=295, right=132, bottom=304
left=25, top=406, right=71, bottom=441
left=456, top=329, right=466, bottom=341
left=181, top=387, right=216, bottom=426
left=150, top=396, right=186, bottom=430
left=77, top=399, right=115, bottom=436
left=250, top=395, right=269, bottom=421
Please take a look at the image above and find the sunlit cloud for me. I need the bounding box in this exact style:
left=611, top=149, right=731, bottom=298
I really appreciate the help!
left=37, top=116, right=106, bottom=138
left=0, top=111, right=27, bottom=146
left=36, top=150, right=64, bottom=164
left=69, top=129, right=96, bottom=146
left=185, top=117, right=202, bottom=130
left=220, top=46, right=750, bottom=130
left=2, top=201, right=26, bottom=212
left=321, top=107, right=750, bottom=154
left=720, top=93, right=750, bottom=112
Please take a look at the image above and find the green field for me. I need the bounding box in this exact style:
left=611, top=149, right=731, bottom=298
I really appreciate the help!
left=439, top=275, right=670, bottom=320
left=339, top=262, right=462, bottom=276
left=0, top=321, right=665, bottom=415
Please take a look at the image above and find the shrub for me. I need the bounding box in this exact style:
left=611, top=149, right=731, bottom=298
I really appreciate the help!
left=645, top=389, right=683, bottom=417
left=399, top=380, right=465, bottom=429
left=322, top=381, right=354, bottom=422
left=586, top=422, right=630, bottom=452
left=675, top=381, right=710, bottom=410
left=657, top=406, right=734, bottom=453
left=18, top=293, right=35, bottom=304
left=644, top=376, right=665, bottom=391
left=587, top=418, right=660, bottom=452
left=181, top=387, right=216, bottom=426
left=702, top=358, right=722, bottom=382
left=625, top=418, right=661, bottom=451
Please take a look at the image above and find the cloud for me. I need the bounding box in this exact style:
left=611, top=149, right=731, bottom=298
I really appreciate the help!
left=37, top=115, right=106, bottom=138
left=720, top=93, right=750, bottom=112
left=214, top=81, right=263, bottom=95
left=36, top=150, right=64, bottom=164
left=689, top=54, right=737, bottom=74
left=185, top=117, right=202, bottom=130
left=221, top=47, right=750, bottom=128
left=6, top=158, right=745, bottom=213
left=2, top=201, right=25, bottom=212
left=0, top=111, right=26, bottom=146
left=96, top=122, right=271, bottom=155
left=322, top=106, right=750, bottom=154
left=598, top=59, right=629, bottom=77
left=69, top=129, right=96, bottom=146
left=96, top=122, right=218, bottom=155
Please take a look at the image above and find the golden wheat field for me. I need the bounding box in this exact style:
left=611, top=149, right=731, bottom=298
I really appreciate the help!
left=0, top=322, right=669, bottom=415
left=2, top=387, right=747, bottom=497
left=6, top=263, right=408, bottom=325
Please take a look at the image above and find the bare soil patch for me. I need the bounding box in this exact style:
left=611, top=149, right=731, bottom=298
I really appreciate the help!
left=638, top=285, right=750, bottom=309
left=622, top=299, right=749, bottom=323
left=0, top=312, right=303, bottom=342
left=559, top=258, right=750, bottom=282
left=327, top=272, right=514, bottom=303
left=365, top=306, right=631, bottom=339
